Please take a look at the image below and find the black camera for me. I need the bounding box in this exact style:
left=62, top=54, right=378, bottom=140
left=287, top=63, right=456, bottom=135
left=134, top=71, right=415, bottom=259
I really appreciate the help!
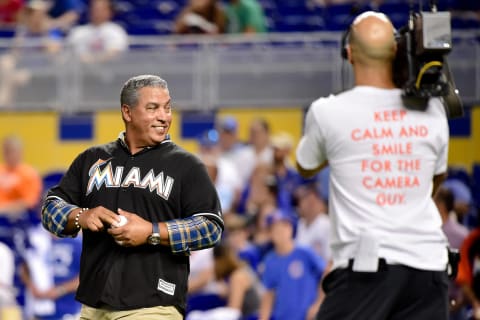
left=393, top=1, right=464, bottom=118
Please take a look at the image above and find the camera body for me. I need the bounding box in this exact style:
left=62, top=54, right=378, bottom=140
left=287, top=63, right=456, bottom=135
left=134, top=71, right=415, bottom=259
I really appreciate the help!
left=393, top=8, right=463, bottom=118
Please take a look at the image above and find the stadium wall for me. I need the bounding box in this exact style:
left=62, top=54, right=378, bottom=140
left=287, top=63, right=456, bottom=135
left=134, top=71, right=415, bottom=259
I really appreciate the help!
left=0, top=107, right=304, bottom=175
left=0, top=106, right=477, bottom=176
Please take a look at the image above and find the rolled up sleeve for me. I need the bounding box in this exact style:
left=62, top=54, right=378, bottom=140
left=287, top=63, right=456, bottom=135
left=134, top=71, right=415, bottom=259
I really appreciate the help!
left=42, top=196, right=79, bottom=238
left=166, top=215, right=222, bottom=254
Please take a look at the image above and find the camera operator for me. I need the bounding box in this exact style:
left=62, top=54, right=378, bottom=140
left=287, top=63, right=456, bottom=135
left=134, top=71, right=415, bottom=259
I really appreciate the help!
left=296, top=11, right=450, bottom=320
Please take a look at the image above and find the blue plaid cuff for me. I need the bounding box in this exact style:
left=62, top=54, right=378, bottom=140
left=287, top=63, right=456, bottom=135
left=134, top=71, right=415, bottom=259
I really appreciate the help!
left=166, top=215, right=222, bottom=254
left=42, top=197, right=78, bottom=238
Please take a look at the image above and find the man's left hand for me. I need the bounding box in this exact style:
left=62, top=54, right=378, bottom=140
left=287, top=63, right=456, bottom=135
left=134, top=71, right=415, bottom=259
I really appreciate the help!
left=107, top=208, right=152, bottom=247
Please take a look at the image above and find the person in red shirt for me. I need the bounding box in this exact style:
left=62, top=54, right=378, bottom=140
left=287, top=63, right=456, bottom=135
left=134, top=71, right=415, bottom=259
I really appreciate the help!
left=0, top=0, right=23, bottom=26
left=456, top=228, right=480, bottom=319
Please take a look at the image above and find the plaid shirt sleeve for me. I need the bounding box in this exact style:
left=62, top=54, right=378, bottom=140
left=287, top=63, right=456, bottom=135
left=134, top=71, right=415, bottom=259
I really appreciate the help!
left=166, top=215, right=222, bottom=254
left=41, top=196, right=79, bottom=238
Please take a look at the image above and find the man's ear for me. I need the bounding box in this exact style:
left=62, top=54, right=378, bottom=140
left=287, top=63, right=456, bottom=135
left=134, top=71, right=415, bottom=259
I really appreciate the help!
left=347, top=45, right=354, bottom=65
left=121, top=104, right=131, bottom=122
left=392, top=40, right=398, bottom=58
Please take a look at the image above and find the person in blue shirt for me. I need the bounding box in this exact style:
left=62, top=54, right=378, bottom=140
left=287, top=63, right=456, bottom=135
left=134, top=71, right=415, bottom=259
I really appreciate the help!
left=258, top=209, right=325, bottom=320
left=21, top=226, right=82, bottom=320
left=44, top=235, right=82, bottom=320
left=47, top=0, right=84, bottom=32
left=270, top=132, right=303, bottom=217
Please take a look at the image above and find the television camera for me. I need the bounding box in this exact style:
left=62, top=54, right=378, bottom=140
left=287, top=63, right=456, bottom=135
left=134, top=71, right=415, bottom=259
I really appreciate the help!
left=393, top=0, right=463, bottom=118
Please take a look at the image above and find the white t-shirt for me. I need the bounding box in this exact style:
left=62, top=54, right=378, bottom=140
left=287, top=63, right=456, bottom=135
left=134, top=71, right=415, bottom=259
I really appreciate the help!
left=0, top=242, right=15, bottom=305
left=296, top=214, right=331, bottom=261
left=67, top=22, right=128, bottom=55
left=220, top=144, right=262, bottom=188
left=189, top=248, right=222, bottom=294
left=296, top=86, right=449, bottom=271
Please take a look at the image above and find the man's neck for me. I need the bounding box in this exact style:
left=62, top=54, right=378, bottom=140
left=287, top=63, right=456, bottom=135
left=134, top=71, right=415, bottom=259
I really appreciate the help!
left=354, top=65, right=396, bottom=89
left=275, top=241, right=294, bottom=255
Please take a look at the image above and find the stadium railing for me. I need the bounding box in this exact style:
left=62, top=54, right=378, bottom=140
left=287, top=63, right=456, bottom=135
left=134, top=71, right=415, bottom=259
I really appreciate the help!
left=0, top=31, right=478, bottom=112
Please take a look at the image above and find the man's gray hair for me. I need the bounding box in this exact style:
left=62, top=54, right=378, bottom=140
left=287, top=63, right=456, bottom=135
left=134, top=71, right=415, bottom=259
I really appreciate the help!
left=120, top=75, right=168, bottom=107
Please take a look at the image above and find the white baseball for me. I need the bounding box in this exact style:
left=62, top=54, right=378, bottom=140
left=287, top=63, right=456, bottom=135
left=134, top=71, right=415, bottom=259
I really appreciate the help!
left=112, top=215, right=127, bottom=228
left=112, top=215, right=127, bottom=245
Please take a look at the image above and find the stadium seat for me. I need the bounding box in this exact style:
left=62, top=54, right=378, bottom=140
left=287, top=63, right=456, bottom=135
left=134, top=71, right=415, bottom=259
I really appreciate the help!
left=322, top=3, right=362, bottom=31
left=42, top=171, right=65, bottom=192
left=0, top=28, right=15, bottom=38
left=451, top=15, right=480, bottom=29
left=378, top=2, right=410, bottom=29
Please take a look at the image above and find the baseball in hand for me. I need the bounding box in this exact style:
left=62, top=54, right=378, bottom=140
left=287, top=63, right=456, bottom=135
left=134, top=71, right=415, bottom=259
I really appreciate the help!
left=112, top=215, right=128, bottom=228
left=112, top=215, right=127, bottom=245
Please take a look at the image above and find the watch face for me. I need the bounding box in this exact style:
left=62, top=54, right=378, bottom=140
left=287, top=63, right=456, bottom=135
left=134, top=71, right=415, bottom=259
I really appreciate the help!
left=148, top=234, right=161, bottom=245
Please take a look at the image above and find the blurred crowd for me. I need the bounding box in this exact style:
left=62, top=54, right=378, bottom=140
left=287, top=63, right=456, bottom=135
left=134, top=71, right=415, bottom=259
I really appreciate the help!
left=0, top=1, right=479, bottom=320
left=0, top=0, right=270, bottom=54
left=0, top=112, right=479, bottom=320
left=0, top=0, right=479, bottom=50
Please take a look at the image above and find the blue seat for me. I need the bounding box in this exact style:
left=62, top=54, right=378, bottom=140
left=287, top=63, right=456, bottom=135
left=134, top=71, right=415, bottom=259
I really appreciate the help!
left=0, top=28, right=15, bottom=38
left=276, top=13, right=325, bottom=32
left=323, top=3, right=359, bottom=31
left=43, top=171, right=64, bottom=189
left=378, top=2, right=410, bottom=28
left=186, top=293, right=226, bottom=314
left=451, top=16, right=480, bottom=29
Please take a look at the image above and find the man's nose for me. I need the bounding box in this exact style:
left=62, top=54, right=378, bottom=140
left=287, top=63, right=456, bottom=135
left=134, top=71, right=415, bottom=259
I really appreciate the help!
left=155, top=108, right=168, bottom=120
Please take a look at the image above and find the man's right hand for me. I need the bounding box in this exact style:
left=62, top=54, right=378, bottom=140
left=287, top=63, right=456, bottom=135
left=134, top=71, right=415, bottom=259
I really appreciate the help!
left=75, top=206, right=120, bottom=232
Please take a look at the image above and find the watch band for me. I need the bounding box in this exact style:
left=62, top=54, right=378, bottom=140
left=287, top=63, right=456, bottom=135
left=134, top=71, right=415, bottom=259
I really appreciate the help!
left=148, top=222, right=161, bottom=246
left=152, top=221, right=159, bottom=235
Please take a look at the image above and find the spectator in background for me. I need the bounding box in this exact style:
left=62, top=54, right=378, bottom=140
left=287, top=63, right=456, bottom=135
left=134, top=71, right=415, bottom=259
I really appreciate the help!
left=216, top=116, right=251, bottom=189
left=13, top=0, right=63, bottom=54
left=216, top=116, right=245, bottom=161
left=435, top=187, right=469, bottom=250
left=434, top=187, right=469, bottom=320
left=456, top=227, right=480, bottom=320
left=259, top=210, right=325, bottom=320
left=46, top=0, right=83, bottom=32
left=225, top=0, right=267, bottom=33
left=0, top=135, right=42, bottom=315
left=67, top=0, right=128, bottom=63
left=242, top=165, right=277, bottom=249
left=270, top=131, right=303, bottom=216
left=187, top=241, right=261, bottom=320
left=239, top=118, right=273, bottom=190
left=294, top=181, right=331, bottom=262
left=202, top=156, right=235, bottom=214
left=224, top=213, right=262, bottom=273
left=0, top=241, right=21, bottom=320
left=0, top=135, right=42, bottom=220
left=21, top=227, right=82, bottom=320
left=443, top=178, right=477, bottom=229
left=211, top=241, right=261, bottom=319
left=186, top=248, right=226, bottom=316
left=247, top=119, right=272, bottom=163
left=0, top=0, right=23, bottom=27
left=197, top=129, right=242, bottom=214
left=183, top=155, right=227, bottom=315
left=174, top=0, right=226, bottom=34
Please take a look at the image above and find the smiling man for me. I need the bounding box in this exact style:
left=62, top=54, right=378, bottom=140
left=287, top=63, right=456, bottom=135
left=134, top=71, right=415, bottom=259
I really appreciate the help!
left=41, top=75, right=224, bottom=320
